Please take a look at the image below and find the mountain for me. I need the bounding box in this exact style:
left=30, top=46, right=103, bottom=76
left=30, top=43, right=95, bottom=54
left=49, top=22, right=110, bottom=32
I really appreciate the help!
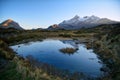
left=0, top=19, right=23, bottom=30
left=58, top=15, right=119, bottom=30
left=48, top=24, right=64, bottom=30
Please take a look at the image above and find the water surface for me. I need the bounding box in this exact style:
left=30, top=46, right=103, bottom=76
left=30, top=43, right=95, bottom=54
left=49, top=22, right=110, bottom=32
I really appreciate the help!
left=10, top=39, right=103, bottom=77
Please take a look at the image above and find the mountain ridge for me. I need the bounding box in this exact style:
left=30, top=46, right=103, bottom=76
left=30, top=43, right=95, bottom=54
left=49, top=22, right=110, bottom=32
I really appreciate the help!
left=52, top=15, right=119, bottom=30
left=0, top=19, right=23, bottom=30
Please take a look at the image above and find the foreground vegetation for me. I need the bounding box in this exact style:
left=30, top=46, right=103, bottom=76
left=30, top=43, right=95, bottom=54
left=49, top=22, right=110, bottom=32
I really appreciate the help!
left=0, top=23, right=120, bottom=80
left=93, top=25, right=120, bottom=80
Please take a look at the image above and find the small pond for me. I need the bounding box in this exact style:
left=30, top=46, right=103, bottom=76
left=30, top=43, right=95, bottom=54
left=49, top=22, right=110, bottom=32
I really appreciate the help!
left=10, top=39, right=104, bottom=77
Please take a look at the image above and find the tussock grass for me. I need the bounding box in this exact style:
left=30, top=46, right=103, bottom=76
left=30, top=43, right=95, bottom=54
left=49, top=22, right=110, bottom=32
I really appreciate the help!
left=60, top=47, right=77, bottom=54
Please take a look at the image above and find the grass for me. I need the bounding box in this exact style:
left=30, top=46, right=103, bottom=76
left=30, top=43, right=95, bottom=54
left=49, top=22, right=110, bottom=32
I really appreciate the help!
left=92, top=25, right=120, bottom=80
left=0, top=40, right=15, bottom=59
left=0, top=59, right=22, bottom=80
left=59, top=47, right=78, bottom=54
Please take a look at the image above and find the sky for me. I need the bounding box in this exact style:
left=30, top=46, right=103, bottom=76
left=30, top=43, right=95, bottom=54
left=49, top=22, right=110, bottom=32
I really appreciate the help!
left=0, top=0, right=120, bottom=29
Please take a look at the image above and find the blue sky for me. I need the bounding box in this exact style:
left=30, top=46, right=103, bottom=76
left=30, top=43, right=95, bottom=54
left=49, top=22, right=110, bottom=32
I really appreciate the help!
left=0, top=0, right=120, bottom=29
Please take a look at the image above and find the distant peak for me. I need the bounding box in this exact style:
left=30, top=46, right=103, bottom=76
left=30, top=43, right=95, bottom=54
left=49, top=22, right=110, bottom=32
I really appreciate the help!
left=83, top=16, right=89, bottom=18
left=90, top=15, right=100, bottom=18
left=73, top=15, right=80, bottom=19
left=2, top=19, right=14, bottom=27
left=7, top=19, right=13, bottom=21
left=91, top=15, right=96, bottom=17
left=7, top=19, right=13, bottom=22
left=0, top=19, right=23, bottom=30
left=75, top=15, right=79, bottom=17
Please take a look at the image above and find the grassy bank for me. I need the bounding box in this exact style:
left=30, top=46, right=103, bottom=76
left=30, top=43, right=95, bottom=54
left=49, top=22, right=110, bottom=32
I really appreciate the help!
left=88, top=24, right=120, bottom=80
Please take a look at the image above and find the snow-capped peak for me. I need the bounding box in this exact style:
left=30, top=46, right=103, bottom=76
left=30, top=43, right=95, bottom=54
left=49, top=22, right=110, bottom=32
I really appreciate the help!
left=69, top=15, right=80, bottom=22
left=59, top=15, right=116, bottom=27
left=79, top=15, right=100, bottom=22
left=72, top=15, right=80, bottom=19
left=89, top=15, right=100, bottom=20
left=79, top=16, right=89, bottom=21
left=64, top=15, right=100, bottom=23
left=58, top=15, right=118, bottom=30
left=63, top=15, right=80, bottom=24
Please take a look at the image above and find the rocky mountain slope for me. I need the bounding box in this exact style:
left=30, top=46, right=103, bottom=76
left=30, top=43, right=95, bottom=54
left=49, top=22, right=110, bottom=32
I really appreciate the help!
left=55, top=15, right=119, bottom=30
left=0, top=19, right=23, bottom=30
left=48, top=24, right=64, bottom=30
